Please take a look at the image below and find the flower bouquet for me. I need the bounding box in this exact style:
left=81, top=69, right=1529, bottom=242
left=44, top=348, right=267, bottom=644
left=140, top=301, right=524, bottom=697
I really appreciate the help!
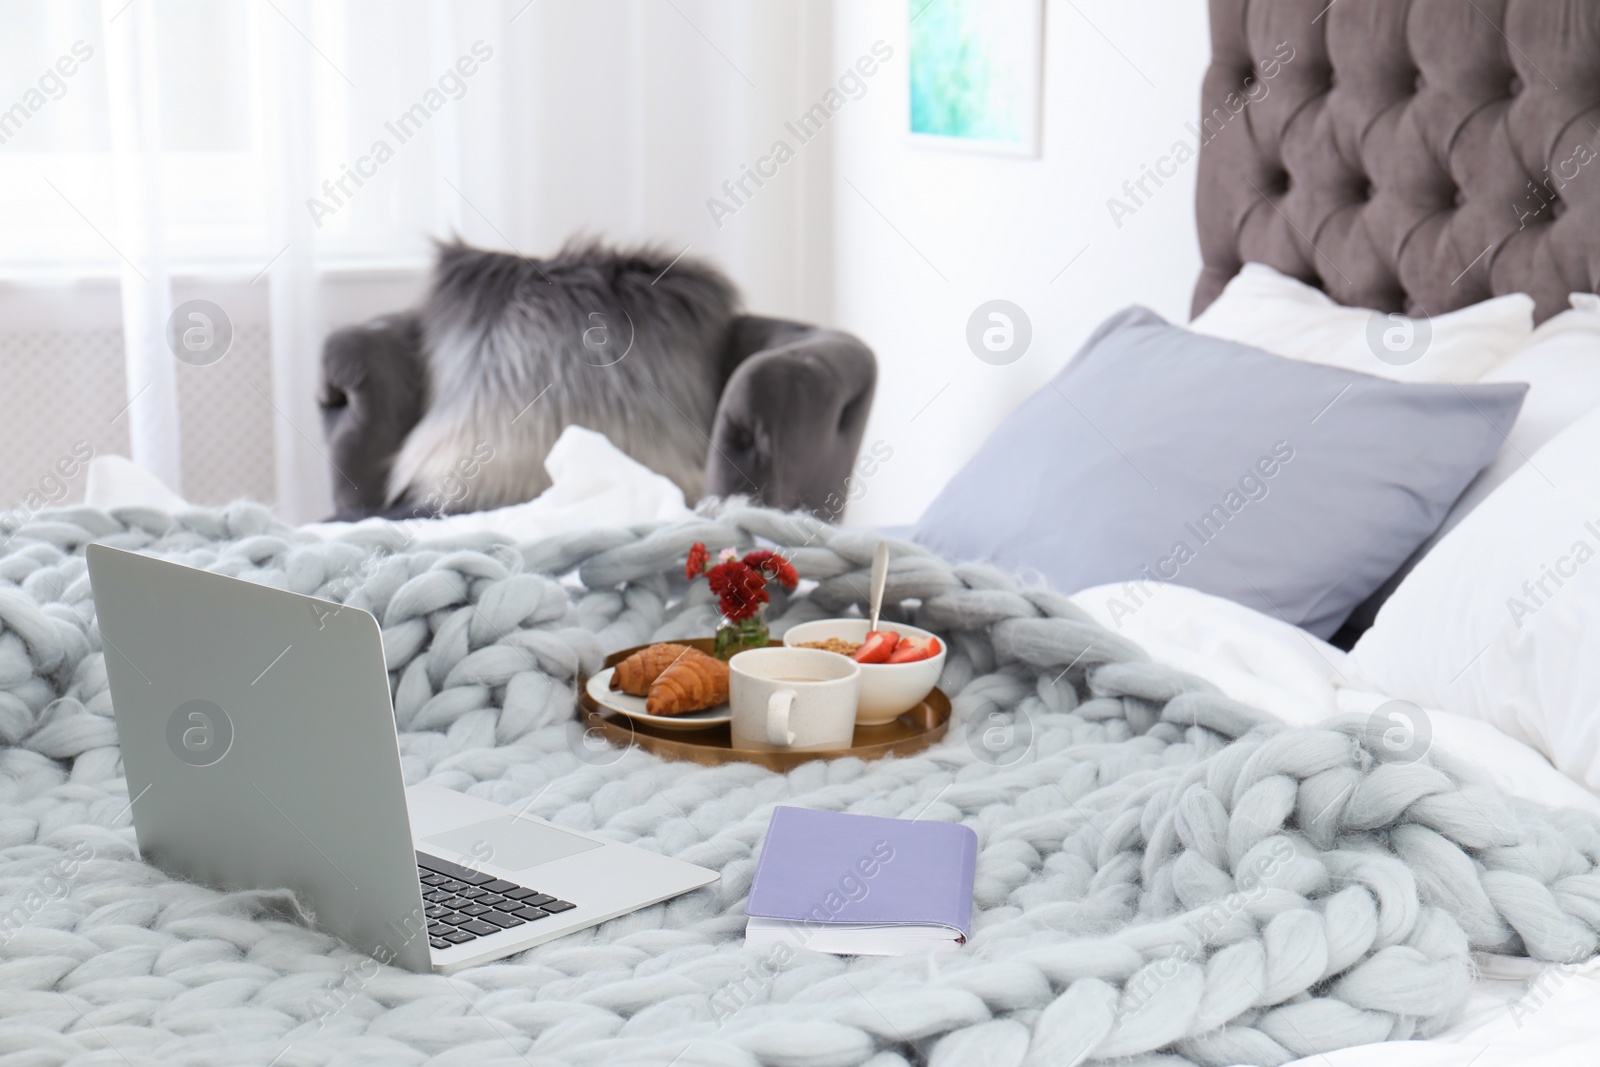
left=685, top=542, right=799, bottom=659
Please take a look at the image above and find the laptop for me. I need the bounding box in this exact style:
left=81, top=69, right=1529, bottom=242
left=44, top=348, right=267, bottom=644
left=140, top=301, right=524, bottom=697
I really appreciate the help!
left=86, top=544, right=718, bottom=974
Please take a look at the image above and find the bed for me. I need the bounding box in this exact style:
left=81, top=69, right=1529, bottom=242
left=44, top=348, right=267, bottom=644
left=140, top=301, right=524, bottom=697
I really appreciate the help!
left=6, top=3, right=1600, bottom=1066
left=32, top=453, right=1600, bottom=1067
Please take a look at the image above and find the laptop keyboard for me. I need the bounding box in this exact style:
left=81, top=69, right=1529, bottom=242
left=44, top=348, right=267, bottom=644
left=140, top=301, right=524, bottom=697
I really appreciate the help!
left=416, top=852, right=577, bottom=951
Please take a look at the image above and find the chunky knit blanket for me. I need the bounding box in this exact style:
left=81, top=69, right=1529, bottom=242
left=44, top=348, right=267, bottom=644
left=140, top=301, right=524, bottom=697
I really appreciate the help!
left=3, top=502, right=1600, bottom=1067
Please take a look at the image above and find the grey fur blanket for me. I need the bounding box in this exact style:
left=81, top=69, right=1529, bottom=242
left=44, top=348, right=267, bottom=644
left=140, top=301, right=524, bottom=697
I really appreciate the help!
left=388, top=240, right=738, bottom=511
left=3, top=502, right=1599, bottom=1067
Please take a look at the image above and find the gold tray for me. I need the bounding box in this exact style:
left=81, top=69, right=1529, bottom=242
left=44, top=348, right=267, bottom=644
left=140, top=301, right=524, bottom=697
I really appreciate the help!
left=576, top=639, right=951, bottom=770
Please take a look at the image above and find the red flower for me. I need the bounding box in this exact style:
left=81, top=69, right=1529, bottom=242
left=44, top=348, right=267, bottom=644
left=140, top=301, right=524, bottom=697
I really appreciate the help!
left=706, top=560, right=770, bottom=622
left=742, top=549, right=799, bottom=591
left=689, top=545, right=794, bottom=622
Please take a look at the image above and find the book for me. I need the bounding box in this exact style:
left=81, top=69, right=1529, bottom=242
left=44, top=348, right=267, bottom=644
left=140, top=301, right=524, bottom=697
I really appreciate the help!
left=743, top=806, right=977, bottom=956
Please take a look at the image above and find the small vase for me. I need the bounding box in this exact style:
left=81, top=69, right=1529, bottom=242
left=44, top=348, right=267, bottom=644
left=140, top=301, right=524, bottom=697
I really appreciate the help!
left=714, top=608, right=769, bottom=660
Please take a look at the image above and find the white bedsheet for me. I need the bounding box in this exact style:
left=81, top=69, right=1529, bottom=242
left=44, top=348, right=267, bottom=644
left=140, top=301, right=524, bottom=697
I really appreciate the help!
left=83, top=424, right=693, bottom=542
left=1073, top=581, right=1600, bottom=1066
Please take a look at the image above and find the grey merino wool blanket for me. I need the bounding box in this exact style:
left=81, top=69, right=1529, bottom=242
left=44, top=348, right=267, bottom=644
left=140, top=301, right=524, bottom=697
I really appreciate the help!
left=2, top=502, right=1600, bottom=1067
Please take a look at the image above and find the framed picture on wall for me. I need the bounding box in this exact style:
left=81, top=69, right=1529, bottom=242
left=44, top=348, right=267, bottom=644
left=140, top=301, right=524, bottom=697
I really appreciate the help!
left=908, top=0, right=1044, bottom=157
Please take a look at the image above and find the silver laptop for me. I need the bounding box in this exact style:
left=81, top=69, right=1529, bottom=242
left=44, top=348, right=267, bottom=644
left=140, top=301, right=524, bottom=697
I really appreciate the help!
left=86, top=544, right=717, bottom=974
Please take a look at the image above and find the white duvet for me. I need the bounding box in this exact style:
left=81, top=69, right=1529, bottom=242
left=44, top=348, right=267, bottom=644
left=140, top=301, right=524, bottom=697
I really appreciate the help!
left=83, top=424, right=694, bottom=544
left=1074, top=581, right=1600, bottom=1067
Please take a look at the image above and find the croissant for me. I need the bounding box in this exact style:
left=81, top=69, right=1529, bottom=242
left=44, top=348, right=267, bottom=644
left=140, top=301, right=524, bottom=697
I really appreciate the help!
left=610, top=643, right=697, bottom=696
left=646, top=651, right=730, bottom=716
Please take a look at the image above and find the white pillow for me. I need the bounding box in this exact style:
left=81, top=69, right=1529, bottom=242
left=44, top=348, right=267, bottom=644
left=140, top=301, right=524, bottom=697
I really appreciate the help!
left=1339, top=294, right=1600, bottom=635
left=1444, top=298, right=1600, bottom=537
left=1346, top=404, right=1600, bottom=792
left=1189, top=262, right=1535, bottom=383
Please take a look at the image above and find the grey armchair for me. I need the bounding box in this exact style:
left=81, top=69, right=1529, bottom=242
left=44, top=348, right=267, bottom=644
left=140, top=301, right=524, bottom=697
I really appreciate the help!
left=318, top=309, right=877, bottom=522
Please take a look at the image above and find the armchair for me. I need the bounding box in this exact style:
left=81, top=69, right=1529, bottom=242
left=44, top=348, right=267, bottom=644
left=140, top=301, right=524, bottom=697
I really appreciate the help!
left=318, top=248, right=876, bottom=523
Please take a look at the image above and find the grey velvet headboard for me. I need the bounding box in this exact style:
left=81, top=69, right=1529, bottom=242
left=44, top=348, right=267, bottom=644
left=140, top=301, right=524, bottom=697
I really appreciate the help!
left=1194, top=0, right=1600, bottom=325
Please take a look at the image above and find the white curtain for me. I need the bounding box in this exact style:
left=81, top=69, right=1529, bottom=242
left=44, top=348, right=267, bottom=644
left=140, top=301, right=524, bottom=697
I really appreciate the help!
left=100, top=0, right=181, bottom=494
left=261, top=0, right=328, bottom=524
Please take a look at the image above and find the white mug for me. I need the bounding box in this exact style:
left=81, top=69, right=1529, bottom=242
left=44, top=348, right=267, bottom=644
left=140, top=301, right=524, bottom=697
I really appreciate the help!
left=729, top=647, right=861, bottom=750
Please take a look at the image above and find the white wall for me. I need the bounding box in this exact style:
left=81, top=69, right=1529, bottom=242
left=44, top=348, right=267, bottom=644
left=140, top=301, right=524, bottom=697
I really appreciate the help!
left=832, top=0, right=1212, bottom=526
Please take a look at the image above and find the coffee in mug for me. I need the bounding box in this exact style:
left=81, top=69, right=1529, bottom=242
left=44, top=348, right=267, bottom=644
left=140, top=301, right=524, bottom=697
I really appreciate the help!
left=728, top=647, right=860, bottom=749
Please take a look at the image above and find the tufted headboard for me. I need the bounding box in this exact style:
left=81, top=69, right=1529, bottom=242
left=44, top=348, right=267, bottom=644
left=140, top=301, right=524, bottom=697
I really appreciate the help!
left=1193, top=0, right=1600, bottom=324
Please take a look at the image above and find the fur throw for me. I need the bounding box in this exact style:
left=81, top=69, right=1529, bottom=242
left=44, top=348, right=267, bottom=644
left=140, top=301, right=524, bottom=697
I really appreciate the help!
left=388, top=239, right=740, bottom=511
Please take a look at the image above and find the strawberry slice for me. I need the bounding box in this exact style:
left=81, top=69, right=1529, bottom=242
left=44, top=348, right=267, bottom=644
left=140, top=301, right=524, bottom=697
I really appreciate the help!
left=853, top=631, right=900, bottom=663
left=887, top=636, right=941, bottom=664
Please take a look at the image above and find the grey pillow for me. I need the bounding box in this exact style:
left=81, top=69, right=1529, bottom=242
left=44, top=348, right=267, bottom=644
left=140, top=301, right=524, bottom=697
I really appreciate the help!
left=911, top=307, right=1528, bottom=638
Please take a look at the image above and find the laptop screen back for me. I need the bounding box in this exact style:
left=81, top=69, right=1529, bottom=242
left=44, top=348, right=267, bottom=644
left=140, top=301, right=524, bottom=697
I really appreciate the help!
left=86, top=544, right=432, bottom=972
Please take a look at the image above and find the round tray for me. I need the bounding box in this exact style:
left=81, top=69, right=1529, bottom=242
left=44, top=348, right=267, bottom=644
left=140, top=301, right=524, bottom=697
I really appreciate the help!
left=576, top=639, right=951, bottom=770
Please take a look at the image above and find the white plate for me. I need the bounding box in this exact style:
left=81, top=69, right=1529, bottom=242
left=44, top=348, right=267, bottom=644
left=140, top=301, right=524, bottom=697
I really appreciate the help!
left=585, top=667, right=732, bottom=731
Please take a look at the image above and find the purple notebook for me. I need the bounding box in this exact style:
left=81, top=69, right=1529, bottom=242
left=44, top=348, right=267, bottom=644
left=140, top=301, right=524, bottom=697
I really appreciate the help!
left=744, top=807, right=977, bottom=955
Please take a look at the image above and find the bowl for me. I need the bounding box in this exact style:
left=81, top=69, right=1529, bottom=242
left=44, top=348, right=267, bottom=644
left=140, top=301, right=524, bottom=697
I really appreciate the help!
left=783, top=618, right=947, bottom=726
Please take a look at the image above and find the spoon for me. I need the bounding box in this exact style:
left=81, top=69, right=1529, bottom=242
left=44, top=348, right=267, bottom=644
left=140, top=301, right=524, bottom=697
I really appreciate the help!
left=868, top=541, right=889, bottom=633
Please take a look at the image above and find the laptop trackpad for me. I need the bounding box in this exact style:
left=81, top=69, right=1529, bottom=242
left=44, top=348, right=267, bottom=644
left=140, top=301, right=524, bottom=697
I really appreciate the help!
left=422, top=816, right=603, bottom=872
